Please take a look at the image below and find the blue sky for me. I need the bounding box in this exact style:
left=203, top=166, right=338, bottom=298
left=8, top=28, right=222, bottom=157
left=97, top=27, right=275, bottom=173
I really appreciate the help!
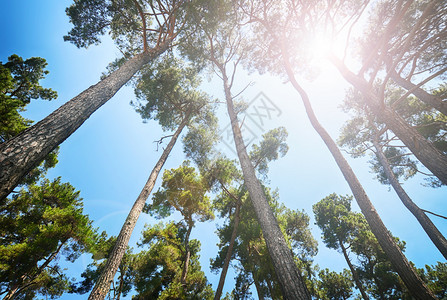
left=1, top=1, right=446, bottom=299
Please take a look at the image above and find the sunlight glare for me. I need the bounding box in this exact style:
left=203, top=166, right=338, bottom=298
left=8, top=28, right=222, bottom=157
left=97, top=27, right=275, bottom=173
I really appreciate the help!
left=306, top=31, right=342, bottom=70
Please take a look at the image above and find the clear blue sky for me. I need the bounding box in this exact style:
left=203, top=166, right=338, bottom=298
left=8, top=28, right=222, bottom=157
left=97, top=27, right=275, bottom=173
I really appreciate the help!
left=1, top=1, right=446, bottom=299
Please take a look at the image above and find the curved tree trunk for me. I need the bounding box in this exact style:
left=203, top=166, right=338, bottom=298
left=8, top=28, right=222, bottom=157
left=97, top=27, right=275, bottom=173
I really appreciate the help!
left=218, top=64, right=311, bottom=299
left=88, top=117, right=187, bottom=300
left=282, top=57, right=436, bottom=299
left=214, top=197, right=241, bottom=300
left=339, top=239, right=370, bottom=300
left=0, top=42, right=171, bottom=201
left=372, top=134, right=447, bottom=259
left=390, top=70, right=447, bottom=116
left=331, top=56, right=447, bottom=185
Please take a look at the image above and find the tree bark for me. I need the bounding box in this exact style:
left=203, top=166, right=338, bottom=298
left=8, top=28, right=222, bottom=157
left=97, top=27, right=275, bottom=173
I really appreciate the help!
left=339, top=239, right=370, bottom=300
left=282, top=56, right=436, bottom=299
left=389, top=70, right=447, bottom=116
left=0, top=42, right=171, bottom=201
left=181, top=223, right=193, bottom=285
left=214, top=198, right=241, bottom=300
left=88, top=116, right=187, bottom=300
left=331, top=56, right=447, bottom=185
left=372, top=135, right=447, bottom=259
left=220, top=66, right=311, bottom=299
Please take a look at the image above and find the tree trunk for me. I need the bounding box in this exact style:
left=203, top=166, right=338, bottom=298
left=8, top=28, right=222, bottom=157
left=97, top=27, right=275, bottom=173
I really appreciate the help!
left=114, top=266, right=125, bottom=300
left=253, top=276, right=266, bottom=300
left=214, top=198, right=241, bottom=300
left=0, top=42, right=171, bottom=201
left=372, top=135, right=447, bottom=259
left=3, top=284, right=20, bottom=300
left=283, top=57, right=436, bottom=299
left=3, top=238, right=67, bottom=300
left=331, top=56, right=447, bottom=185
left=88, top=116, right=187, bottom=300
left=181, top=223, right=193, bottom=285
left=390, top=70, right=447, bottom=116
left=220, top=67, right=311, bottom=300
left=339, top=239, right=370, bottom=300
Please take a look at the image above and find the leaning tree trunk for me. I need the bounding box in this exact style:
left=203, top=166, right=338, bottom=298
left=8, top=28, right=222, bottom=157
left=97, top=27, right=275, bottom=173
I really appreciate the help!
left=88, top=116, right=188, bottom=300
left=0, top=41, right=171, bottom=201
left=282, top=56, right=436, bottom=299
left=219, top=65, right=311, bottom=300
left=372, top=134, right=447, bottom=259
left=390, top=70, right=447, bottom=116
left=331, top=56, right=447, bottom=186
left=214, top=196, right=242, bottom=300
left=339, top=239, right=370, bottom=300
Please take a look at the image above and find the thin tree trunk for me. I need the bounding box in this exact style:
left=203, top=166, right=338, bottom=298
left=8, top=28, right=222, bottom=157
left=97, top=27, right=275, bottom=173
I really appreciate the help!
left=253, top=276, right=266, bottom=300
left=115, top=266, right=125, bottom=300
left=331, top=56, right=447, bottom=185
left=265, top=278, right=276, bottom=299
left=88, top=116, right=187, bottom=300
left=0, top=41, right=171, bottom=201
left=3, top=238, right=67, bottom=300
left=372, top=134, right=447, bottom=259
left=282, top=56, right=436, bottom=299
left=3, top=287, right=19, bottom=300
left=214, top=198, right=241, bottom=300
left=219, top=66, right=311, bottom=299
left=339, top=239, right=370, bottom=300
left=181, top=223, right=193, bottom=285
left=389, top=70, right=447, bottom=116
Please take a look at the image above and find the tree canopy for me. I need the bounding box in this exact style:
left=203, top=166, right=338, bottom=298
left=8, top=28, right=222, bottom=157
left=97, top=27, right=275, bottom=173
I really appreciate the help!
left=1, top=0, right=447, bottom=299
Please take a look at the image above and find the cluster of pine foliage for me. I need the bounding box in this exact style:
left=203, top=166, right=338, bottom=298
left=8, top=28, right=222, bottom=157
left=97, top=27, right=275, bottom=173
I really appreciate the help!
left=1, top=0, right=446, bottom=299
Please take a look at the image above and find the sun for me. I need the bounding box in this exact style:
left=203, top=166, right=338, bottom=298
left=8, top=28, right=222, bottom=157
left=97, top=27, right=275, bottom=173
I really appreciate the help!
left=301, top=28, right=353, bottom=76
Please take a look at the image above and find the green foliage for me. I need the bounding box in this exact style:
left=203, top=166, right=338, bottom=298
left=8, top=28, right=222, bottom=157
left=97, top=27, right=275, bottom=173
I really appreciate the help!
left=134, top=55, right=206, bottom=129
left=182, top=118, right=220, bottom=168
left=64, top=0, right=115, bottom=48
left=0, top=54, right=57, bottom=142
left=370, top=146, right=418, bottom=185
left=313, top=193, right=410, bottom=299
left=339, top=86, right=446, bottom=187
left=315, top=268, right=354, bottom=300
left=420, top=262, right=447, bottom=298
left=249, top=127, right=289, bottom=176
left=212, top=186, right=317, bottom=299
left=148, top=162, right=214, bottom=225
left=70, top=232, right=134, bottom=299
left=0, top=178, right=97, bottom=299
left=64, top=0, right=216, bottom=54
left=133, top=221, right=214, bottom=299
left=313, top=194, right=368, bottom=250
left=0, top=54, right=59, bottom=191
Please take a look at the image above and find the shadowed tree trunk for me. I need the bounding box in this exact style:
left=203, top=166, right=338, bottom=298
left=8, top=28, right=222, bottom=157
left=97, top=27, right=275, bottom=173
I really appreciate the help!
left=371, top=133, right=447, bottom=259
left=253, top=276, right=266, bottom=300
left=0, top=42, right=171, bottom=201
left=339, top=239, right=370, bottom=300
left=181, top=223, right=193, bottom=285
left=214, top=195, right=241, bottom=300
left=389, top=70, right=447, bottom=116
left=281, top=53, right=436, bottom=298
left=215, top=60, right=311, bottom=299
left=88, top=115, right=187, bottom=300
left=3, top=238, right=68, bottom=300
left=331, top=56, right=447, bottom=186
